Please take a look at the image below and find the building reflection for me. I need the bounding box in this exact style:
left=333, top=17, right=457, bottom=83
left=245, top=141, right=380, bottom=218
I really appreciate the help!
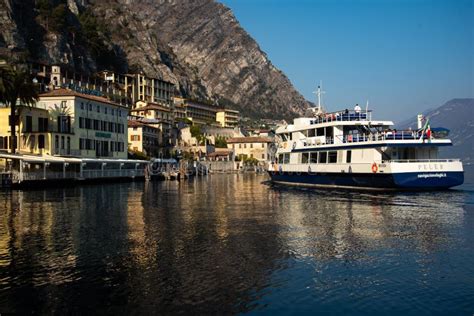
left=120, top=175, right=285, bottom=314
left=0, top=178, right=469, bottom=314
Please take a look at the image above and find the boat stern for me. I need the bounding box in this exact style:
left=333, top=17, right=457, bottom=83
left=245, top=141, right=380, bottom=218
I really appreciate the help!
left=387, top=159, right=464, bottom=189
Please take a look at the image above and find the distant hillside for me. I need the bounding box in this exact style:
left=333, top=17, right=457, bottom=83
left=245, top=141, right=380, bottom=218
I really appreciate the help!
left=398, top=98, right=474, bottom=163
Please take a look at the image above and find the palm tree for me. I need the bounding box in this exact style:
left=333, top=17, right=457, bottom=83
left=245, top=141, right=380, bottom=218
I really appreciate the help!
left=0, top=62, right=39, bottom=154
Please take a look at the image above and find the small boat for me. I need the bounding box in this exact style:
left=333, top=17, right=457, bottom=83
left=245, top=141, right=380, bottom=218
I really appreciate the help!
left=267, top=86, right=464, bottom=190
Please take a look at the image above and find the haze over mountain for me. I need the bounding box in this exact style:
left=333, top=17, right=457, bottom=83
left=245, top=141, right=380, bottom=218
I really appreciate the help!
left=398, top=98, right=474, bottom=163
left=0, top=0, right=311, bottom=118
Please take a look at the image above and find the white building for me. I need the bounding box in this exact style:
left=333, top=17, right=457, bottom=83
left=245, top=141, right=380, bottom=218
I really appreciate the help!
left=38, top=88, right=128, bottom=159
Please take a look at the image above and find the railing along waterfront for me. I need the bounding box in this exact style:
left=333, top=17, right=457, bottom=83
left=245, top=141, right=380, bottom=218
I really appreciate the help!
left=16, top=169, right=144, bottom=182
left=82, top=169, right=144, bottom=179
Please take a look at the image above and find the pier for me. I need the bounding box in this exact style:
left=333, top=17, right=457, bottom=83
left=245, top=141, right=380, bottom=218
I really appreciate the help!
left=0, top=154, right=209, bottom=189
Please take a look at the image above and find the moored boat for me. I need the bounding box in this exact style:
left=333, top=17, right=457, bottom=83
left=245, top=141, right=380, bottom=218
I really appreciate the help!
left=268, top=86, right=464, bottom=190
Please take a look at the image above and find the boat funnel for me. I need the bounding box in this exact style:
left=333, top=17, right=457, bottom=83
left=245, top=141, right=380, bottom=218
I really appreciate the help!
left=417, top=114, right=423, bottom=129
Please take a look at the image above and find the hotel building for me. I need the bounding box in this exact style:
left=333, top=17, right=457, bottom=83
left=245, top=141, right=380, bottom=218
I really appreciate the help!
left=128, top=120, right=162, bottom=157
left=226, top=136, right=274, bottom=162
left=216, top=109, right=240, bottom=128
left=36, top=88, right=128, bottom=159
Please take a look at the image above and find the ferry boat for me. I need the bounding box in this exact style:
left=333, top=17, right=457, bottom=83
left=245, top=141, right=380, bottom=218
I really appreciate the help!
left=268, top=86, right=464, bottom=190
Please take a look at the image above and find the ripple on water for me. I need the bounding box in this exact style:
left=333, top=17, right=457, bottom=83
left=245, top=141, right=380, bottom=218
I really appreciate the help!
left=0, top=176, right=472, bottom=314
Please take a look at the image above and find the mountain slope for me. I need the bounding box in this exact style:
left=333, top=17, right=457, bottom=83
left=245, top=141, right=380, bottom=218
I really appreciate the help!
left=0, top=0, right=310, bottom=118
left=398, top=98, right=474, bottom=163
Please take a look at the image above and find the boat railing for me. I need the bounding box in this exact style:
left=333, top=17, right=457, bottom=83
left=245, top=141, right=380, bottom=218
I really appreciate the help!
left=342, top=130, right=425, bottom=143
left=309, top=110, right=372, bottom=124
left=382, top=159, right=460, bottom=163
left=301, top=130, right=429, bottom=147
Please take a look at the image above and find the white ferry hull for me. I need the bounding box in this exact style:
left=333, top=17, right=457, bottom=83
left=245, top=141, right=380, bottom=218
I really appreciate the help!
left=267, top=161, right=464, bottom=190
left=268, top=171, right=463, bottom=190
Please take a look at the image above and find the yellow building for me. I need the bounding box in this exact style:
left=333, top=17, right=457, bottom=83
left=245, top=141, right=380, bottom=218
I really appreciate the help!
left=0, top=106, right=50, bottom=155
left=173, top=97, right=187, bottom=121
left=216, top=109, right=240, bottom=128
left=36, top=88, right=129, bottom=159
left=172, top=97, right=219, bottom=126
left=227, top=136, right=274, bottom=162
left=129, top=102, right=174, bottom=145
left=133, top=74, right=174, bottom=108
left=128, top=120, right=162, bottom=157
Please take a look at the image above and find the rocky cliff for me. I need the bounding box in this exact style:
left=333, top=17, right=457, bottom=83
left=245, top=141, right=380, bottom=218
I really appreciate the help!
left=0, top=0, right=310, bottom=118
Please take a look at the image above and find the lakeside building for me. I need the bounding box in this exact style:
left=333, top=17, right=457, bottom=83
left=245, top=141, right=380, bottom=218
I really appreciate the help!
left=173, top=97, right=220, bottom=126
left=216, top=109, right=240, bottom=128
left=97, top=70, right=136, bottom=107
left=31, top=64, right=134, bottom=108
left=0, top=105, right=50, bottom=154
left=226, top=136, right=274, bottom=162
left=36, top=88, right=128, bottom=159
left=129, top=102, right=175, bottom=148
left=128, top=120, right=162, bottom=157
left=179, top=126, right=243, bottom=147
left=132, top=74, right=174, bottom=109
left=30, top=64, right=176, bottom=110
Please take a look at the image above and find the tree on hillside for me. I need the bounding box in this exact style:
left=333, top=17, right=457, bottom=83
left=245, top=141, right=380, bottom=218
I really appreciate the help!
left=214, top=136, right=227, bottom=148
left=0, top=62, right=39, bottom=153
left=190, top=125, right=207, bottom=145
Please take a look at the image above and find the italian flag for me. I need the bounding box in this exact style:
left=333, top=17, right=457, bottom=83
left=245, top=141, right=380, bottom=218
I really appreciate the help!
left=421, top=118, right=431, bottom=140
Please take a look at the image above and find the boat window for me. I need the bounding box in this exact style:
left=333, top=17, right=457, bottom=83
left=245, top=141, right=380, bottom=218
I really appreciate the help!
left=346, top=150, right=352, bottom=163
left=283, top=153, right=290, bottom=164
left=310, top=152, right=318, bottom=163
left=316, top=128, right=325, bottom=136
left=278, top=154, right=284, bottom=163
left=319, top=151, right=327, bottom=163
left=328, top=151, right=337, bottom=163
left=308, top=129, right=316, bottom=137
left=302, top=153, right=309, bottom=164
left=325, top=127, right=333, bottom=138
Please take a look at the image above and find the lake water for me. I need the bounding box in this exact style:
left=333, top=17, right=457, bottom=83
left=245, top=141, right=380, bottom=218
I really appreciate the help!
left=0, top=173, right=473, bottom=315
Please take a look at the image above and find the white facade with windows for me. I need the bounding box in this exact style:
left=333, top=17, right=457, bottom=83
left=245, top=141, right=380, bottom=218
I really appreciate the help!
left=38, top=89, right=128, bottom=159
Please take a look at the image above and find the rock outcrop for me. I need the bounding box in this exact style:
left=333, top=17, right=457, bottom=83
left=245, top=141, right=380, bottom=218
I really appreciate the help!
left=0, top=0, right=311, bottom=118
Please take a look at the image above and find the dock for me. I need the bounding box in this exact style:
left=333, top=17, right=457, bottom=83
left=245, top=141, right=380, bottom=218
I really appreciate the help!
left=0, top=154, right=209, bottom=189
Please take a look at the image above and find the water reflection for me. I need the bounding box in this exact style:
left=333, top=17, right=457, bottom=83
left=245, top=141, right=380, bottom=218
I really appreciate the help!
left=0, top=175, right=472, bottom=314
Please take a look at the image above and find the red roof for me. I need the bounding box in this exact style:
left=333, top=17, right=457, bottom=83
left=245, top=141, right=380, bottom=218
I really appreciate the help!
left=207, top=150, right=233, bottom=157
left=39, top=88, right=124, bottom=107
left=226, top=136, right=273, bottom=144
left=130, top=103, right=171, bottom=113
left=128, top=120, right=159, bottom=129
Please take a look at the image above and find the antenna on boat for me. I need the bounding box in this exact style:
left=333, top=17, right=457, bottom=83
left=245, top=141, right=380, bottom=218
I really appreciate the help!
left=312, top=81, right=325, bottom=114
left=366, top=100, right=369, bottom=112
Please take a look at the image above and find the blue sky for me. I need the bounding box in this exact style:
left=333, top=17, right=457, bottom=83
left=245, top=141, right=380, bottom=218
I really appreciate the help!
left=220, top=0, right=473, bottom=121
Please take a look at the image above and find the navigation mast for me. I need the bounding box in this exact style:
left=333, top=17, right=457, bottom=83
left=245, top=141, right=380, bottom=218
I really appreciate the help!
left=312, top=81, right=325, bottom=114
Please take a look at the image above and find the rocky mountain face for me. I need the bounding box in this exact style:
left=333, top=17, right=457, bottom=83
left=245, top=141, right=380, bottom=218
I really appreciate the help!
left=398, top=98, right=474, bottom=163
left=0, top=0, right=310, bottom=118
